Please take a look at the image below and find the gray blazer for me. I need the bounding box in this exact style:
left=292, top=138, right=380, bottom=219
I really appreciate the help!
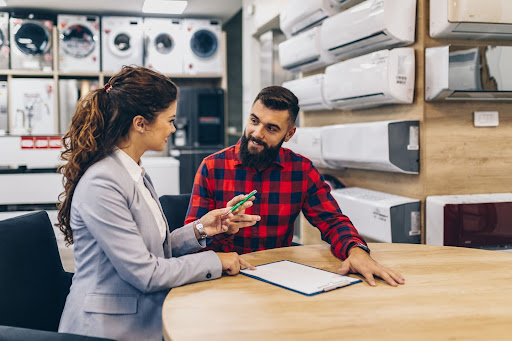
left=58, top=153, right=222, bottom=341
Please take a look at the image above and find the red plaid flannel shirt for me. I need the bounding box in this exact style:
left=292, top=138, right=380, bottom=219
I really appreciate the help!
left=185, top=140, right=367, bottom=260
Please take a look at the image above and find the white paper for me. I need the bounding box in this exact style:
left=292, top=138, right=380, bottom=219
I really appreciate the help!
left=240, top=260, right=360, bottom=295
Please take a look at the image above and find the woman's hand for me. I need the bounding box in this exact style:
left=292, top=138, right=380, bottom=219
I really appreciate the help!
left=224, top=194, right=260, bottom=235
left=199, top=194, right=260, bottom=237
left=216, top=252, right=255, bottom=275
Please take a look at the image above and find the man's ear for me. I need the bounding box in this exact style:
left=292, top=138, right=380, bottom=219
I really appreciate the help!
left=284, top=126, right=296, bottom=142
left=133, top=115, right=146, bottom=133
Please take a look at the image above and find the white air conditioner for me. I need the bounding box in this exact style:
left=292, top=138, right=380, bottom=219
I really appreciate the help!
left=430, top=0, right=512, bottom=40
left=329, top=0, right=365, bottom=10
left=278, top=26, right=337, bottom=73
left=283, top=127, right=331, bottom=169
left=425, top=45, right=512, bottom=101
left=320, top=0, right=416, bottom=60
left=280, top=0, right=341, bottom=38
left=323, top=48, right=415, bottom=110
left=282, top=74, right=332, bottom=111
left=426, top=193, right=512, bottom=248
left=321, top=120, right=419, bottom=174
left=331, top=187, right=421, bottom=243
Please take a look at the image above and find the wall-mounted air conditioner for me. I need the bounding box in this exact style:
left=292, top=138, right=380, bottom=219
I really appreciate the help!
left=278, top=26, right=337, bottom=73
left=282, top=74, right=332, bottom=111
left=320, top=0, right=416, bottom=60
left=425, top=45, right=512, bottom=101
left=321, top=120, right=419, bottom=174
left=331, top=187, right=421, bottom=243
left=279, top=0, right=341, bottom=38
left=323, top=48, right=415, bottom=110
left=426, top=193, right=512, bottom=248
left=283, top=127, right=331, bottom=169
left=430, top=0, right=512, bottom=40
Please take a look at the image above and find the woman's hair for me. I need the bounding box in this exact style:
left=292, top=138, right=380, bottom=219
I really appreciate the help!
left=56, top=66, right=178, bottom=245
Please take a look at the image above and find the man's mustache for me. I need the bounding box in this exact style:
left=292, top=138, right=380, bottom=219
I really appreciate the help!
left=248, top=136, right=268, bottom=149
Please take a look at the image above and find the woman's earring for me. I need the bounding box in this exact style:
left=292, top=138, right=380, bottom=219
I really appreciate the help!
left=140, top=130, right=144, bottom=133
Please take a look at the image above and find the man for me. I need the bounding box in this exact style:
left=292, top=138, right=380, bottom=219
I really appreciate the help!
left=185, top=86, right=404, bottom=286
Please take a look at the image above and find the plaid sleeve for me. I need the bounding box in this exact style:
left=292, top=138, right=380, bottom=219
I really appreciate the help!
left=185, top=160, right=236, bottom=253
left=185, top=160, right=216, bottom=224
left=301, top=163, right=367, bottom=260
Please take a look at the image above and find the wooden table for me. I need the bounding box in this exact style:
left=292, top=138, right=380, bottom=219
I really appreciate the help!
left=163, top=243, right=512, bottom=341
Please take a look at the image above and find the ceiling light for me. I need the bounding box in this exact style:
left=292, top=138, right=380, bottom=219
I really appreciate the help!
left=142, top=0, right=188, bottom=14
left=0, top=0, right=6, bottom=7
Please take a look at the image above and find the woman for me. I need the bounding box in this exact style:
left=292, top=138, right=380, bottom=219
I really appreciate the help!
left=56, top=66, right=254, bottom=341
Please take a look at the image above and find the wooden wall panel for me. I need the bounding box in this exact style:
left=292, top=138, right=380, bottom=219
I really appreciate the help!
left=299, top=0, right=512, bottom=245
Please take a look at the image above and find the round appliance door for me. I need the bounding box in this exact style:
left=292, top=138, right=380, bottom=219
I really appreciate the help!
left=15, top=21, right=51, bottom=55
left=154, top=33, right=174, bottom=55
left=62, top=24, right=96, bottom=58
left=190, top=29, right=217, bottom=58
left=109, top=31, right=133, bottom=57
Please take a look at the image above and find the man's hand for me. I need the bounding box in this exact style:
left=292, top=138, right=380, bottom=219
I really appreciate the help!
left=224, top=194, right=261, bottom=234
left=337, top=247, right=405, bottom=287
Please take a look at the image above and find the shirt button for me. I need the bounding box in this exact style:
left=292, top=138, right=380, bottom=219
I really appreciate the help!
left=206, top=272, right=212, bottom=279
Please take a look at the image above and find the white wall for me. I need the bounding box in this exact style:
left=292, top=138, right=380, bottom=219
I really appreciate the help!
left=241, top=0, right=290, bottom=125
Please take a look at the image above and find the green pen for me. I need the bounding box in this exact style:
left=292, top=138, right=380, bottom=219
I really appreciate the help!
left=223, top=190, right=257, bottom=217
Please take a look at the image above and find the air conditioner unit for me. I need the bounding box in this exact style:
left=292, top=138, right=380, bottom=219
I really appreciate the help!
left=425, top=45, right=512, bottom=101
left=283, top=127, right=331, bottom=169
left=430, top=0, right=512, bottom=40
left=426, top=193, right=512, bottom=248
left=320, top=0, right=416, bottom=60
left=278, top=26, right=337, bottom=73
left=279, top=0, right=341, bottom=38
left=321, top=120, right=419, bottom=174
left=323, top=48, right=415, bottom=110
left=282, top=74, right=332, bottom=111
left=331, top=187, right=421, bottom=243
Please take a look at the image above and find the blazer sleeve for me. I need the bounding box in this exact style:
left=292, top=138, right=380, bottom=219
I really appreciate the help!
left=75, top=174, right=222, bottom=293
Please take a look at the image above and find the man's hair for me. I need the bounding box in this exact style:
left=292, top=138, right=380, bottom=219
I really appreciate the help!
left=253, top=86, right=300, bottom=124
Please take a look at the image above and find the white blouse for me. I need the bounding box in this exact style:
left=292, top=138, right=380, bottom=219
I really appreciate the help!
left=115, top=148, right=167, bottom=243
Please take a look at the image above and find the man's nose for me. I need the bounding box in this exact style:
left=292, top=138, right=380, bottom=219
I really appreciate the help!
left=252, top=125, right=265, bottom=140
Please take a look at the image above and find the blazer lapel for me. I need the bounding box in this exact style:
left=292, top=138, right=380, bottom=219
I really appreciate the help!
left=143, top=174, right=172, bottom=258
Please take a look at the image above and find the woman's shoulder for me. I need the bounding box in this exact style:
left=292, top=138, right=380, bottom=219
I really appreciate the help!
left=76, top=155, right=131, bottom=193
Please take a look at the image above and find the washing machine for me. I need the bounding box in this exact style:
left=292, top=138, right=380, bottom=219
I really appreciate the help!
left=58, top=14, right=100, bottom=72
left=144, top=18, right=185, bottom=74
left=10, top=14, right=53, bottom=71
left=9, top=78, right=56, bottom=135
left=101, top=16, right=143, bottom=74
left=183, top=19, right=223, bottom=75
left=0, top=12, right=9, bottom=70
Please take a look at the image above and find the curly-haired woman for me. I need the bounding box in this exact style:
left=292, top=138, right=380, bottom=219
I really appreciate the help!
left=56, top=66, right=254, bottom=341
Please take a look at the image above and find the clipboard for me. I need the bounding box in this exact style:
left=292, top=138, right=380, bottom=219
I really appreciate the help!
left=240, top=260, right=362, bottom=296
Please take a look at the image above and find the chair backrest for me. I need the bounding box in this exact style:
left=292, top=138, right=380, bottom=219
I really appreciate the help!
left=0, top=211, right=73, bottom=332
left=159, top=193, right=192, bottom=233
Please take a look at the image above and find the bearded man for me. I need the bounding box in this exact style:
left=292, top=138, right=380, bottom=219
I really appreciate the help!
left=185, top=86, right=404, bottom=286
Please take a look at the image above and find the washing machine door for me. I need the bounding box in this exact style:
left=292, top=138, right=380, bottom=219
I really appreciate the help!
left=14, top=21, right=51, bottom=55
left=154, top=32, right=174, bottom=55
left=62, top=24, right=96, bottom=58
left=190, top=29, right=218, bottom=58
left=109, top=31, right=134, bottom=58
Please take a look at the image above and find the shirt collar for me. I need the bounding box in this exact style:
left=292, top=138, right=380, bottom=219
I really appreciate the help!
left=114, top=148, right=144, bottom=183
left=234, top=139, right=285, bottom=169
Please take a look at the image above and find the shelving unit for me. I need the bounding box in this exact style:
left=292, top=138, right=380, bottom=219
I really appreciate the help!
left=1, top=25, right=228, bottom=144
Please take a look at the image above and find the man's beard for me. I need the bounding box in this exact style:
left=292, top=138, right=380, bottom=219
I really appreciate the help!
left=239, top=132, right=285, bottom=170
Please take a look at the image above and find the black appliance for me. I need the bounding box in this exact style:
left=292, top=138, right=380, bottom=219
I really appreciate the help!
left=170, top=87, right=225, bottom=193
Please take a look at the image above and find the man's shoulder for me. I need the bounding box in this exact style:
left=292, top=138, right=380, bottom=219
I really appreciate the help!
left=203, top=145, right=236, bottom=164
left=281, top=146, right=314, bottom=167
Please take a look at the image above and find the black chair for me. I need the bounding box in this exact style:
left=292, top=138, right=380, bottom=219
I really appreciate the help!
left=0, top=211, right=115, bottom=341
left=0, top=325, right=115, bottom=341
left=0, top=211, right=72, bottom=332
left=159, top=193, right=192, bottom=233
